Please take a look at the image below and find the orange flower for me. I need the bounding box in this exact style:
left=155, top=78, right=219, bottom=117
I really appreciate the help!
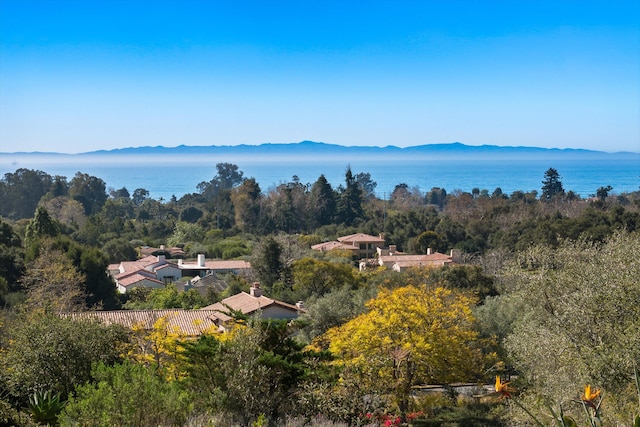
left=495, top=376, right=515, bottom=398
left=580, top=385, right=601, bottom=407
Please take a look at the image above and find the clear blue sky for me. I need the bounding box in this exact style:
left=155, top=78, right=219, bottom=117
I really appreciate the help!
left=1, top=1, right=638, bottom=153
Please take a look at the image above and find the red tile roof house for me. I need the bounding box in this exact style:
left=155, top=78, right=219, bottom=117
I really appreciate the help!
left=68, top=285, right=304, bottom=335
left=68, top=309, right=222, bottom=337
left=312, top=233, right=386, bottom=259
left=109, top=254, right=252, bottom=294
left=202, top=283, right=305, bottom=332
left=177, top=254, right=252, bottom=278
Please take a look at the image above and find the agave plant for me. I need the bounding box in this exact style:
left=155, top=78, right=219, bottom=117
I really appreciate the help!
left=28, top=390, right=65, bottom=425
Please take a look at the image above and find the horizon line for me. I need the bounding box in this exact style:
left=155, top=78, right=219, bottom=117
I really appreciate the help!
left=2, top=140, right=638, bottom=156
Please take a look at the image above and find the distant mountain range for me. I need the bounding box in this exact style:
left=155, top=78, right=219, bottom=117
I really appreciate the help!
left=3, top=141, right=637, bottom=160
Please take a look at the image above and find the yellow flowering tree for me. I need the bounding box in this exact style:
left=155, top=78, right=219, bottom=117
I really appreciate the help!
left=128, top=314, right=187, bottom=380
left=321, top=285, right=487, bottom=417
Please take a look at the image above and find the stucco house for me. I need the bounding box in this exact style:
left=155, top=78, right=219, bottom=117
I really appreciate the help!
left=68, top=284, right=303, bottom=335
left=312, top=233, right=386, bottom=259
left=201, top=283, right=304, bottom=332
left=109, top=254, right=252, bottom=294
left=176, top=255, right=252, bottom=278
left=114, top=271, right=165, bottom=294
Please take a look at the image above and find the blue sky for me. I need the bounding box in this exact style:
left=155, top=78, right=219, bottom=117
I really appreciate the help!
left=1, top=1, right=638, bottom=154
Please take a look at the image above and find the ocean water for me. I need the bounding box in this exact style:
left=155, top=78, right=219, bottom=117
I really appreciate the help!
left=1, top=155, right=639, bottom=201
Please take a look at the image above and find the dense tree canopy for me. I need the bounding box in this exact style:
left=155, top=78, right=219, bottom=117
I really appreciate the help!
left=0, top=313, right=128, bottom=404
left=491, top=232, right=640, bottom=424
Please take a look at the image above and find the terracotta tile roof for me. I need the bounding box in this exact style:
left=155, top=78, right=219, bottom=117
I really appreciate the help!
left=201, top=292, right=301, bottom=322
left=117, top=272, right=163, bottom=287
left=311, top=241, right=358, bottom=251
left=118, top=255, right=159, bottom=274
left=115, top=268, right=155, bottom=280
left=379, top=253, right=452, bottom=263
left=67, top=310, right=221, bottom=336
left=337, top=233, right=386, bottom=244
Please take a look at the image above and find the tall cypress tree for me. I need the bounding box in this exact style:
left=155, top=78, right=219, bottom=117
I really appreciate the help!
left=337, top=167, right=364, bottom=226
left=541, top=167, right=565, bottom=201
left=310, top=174, right=336, bottom=227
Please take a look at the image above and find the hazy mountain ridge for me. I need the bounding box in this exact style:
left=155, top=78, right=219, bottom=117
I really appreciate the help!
left=3, top=141, right=637, bottom=159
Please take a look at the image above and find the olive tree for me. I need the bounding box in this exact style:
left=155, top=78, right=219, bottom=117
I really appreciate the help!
left=497, top=232, right=640, bottom=423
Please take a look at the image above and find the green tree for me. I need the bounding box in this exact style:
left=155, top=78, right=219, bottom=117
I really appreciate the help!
left=59, top=361, right=190, bottom=427
left=298, top=285, right=374, bottom=342
left=182, top=318, right=317, bottom=426
left=426, top=187, right=447, bottom=210
left=109, top=186, right=130, bottom=199
left=0, top=219, right=24, bottom=294
left=77, top=246, right=120, bottom=309
left=498, top=232, right=640, bottom=424
left=68, top=172, right=108, bottom=215
left=262, top=177, right=309, bottom=234
left=0, top=313, right=128, bottom=404
left=428, top=264, right=498, bottom=302
left=355, top=172, right=377, bottom=199
left=595, top=185, right=613, bottom=201
left=132, top=188, right=150, bottom=206
left=102, top=237, right=137, bottom=264
left=179, top=205, right=203, bottom=223
left=309, top=175, right=336, bottom=228
left=0, top=168, right=53, bottom=220
left=541, top=167, right=565, bottom=201
left=337, top=167, right=364, bottom=226
left=291, top=257, right=359, bottom=300
left=24, top=206, right=60, bottom=250
left=412, top=230, right=441, bottom=254
left=197, top=162, right=244, bottom=201
left=251, top=236, right=285, bottom=291
left=167, top=221, right=204, bottom=247
left=390, top=183, right=412, bottom=209
left=230, top=178, right=262, bottom=233
left=124, top=285, right=206, bottom=309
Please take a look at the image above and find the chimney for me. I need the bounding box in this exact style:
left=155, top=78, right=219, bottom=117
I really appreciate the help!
left=197, top=254, right=205, bottom=267
left=426, top=248, right=432, bottom=255
left=450, top=249, right=462, bottom=263
left=250, top=282, right=263, bottom=297
left=160, top=244, right=165, bottom=250
left=389, top=245, right=397, bottom=254
left=178, top=259, right=183, bottom=265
